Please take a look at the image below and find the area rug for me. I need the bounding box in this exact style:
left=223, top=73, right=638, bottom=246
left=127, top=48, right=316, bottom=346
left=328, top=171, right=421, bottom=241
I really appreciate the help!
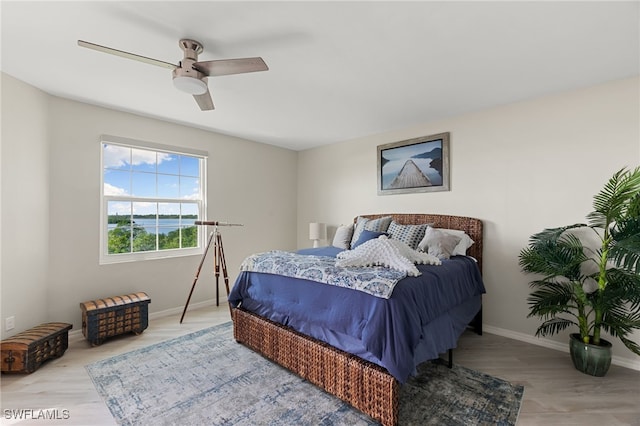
left=86, top=322, right=523, bottom=425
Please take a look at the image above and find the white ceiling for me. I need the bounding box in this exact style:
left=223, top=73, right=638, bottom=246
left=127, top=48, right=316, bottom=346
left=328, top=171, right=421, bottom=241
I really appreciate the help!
left=1, top=1, right=638, bottom=151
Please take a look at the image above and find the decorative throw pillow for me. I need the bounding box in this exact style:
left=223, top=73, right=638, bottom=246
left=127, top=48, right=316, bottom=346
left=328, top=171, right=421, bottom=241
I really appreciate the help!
left=438, top=228, right=475, bottom=256
left=387, top=221, right=430, bottom=250
left=352, top=230, right=388, bottom=249
left=350, top=216, right=393, bottom=249
left=418, top=226, right=462, bottom=259
left=332, top=224, right=354, bottom=249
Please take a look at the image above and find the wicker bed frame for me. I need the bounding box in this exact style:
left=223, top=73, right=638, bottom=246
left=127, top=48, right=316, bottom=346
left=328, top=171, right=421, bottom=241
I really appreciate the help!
left=232, top=213, right=483, bottom=426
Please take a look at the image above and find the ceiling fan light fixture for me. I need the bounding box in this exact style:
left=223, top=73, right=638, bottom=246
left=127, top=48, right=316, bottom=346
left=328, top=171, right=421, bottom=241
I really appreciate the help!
left=173, top=76, right=207, bottom=95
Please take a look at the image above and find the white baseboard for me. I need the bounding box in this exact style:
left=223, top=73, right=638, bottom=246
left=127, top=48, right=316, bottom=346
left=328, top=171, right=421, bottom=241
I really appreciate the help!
left=147, top=297, right=220, bottom=321
left=483, top=325, right=640, bottom=372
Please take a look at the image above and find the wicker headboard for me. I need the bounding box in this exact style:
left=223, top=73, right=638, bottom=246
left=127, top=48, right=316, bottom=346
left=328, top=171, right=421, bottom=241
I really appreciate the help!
left=356, top=213, right=483, bottom=274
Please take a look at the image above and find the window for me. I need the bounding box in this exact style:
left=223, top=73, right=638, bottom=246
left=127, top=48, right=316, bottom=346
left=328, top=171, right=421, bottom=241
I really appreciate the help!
left=100, top=135, right=207, bottom=264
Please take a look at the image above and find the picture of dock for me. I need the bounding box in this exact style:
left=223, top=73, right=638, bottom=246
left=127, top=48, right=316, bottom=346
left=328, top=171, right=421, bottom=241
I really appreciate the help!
left=387, top=159, right=432, bottom=189
left=380, top=139, right=443, bottom=190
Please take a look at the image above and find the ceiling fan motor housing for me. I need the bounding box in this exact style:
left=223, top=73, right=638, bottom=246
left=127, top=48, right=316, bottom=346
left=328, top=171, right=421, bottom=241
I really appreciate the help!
left=172, top=59, right=207, bottom=81
left=172, top=39, right=208, bottom=95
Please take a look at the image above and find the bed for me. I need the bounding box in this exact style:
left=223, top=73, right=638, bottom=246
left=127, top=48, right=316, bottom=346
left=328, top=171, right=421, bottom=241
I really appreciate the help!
left=228, top=213, right=485, bottom=426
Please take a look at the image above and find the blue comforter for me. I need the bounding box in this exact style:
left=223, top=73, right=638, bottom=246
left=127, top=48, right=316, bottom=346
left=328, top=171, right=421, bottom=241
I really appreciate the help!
left=229, top=247, right=485, bottom=383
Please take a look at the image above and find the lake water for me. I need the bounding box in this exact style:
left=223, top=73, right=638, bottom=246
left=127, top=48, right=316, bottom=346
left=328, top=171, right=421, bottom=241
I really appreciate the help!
left=382, top=157, right=442, bottom=188
left=108, top=218, right=197, bottom=235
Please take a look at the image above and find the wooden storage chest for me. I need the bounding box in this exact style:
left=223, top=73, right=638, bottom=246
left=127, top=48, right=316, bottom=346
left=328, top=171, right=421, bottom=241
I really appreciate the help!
left=1, top=322, right=73, bottom=373
left=80, top=292, right=150, bottom=346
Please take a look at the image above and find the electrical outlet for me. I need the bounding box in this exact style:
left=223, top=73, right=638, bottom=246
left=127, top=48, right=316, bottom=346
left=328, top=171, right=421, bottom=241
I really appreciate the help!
left=5, top=316, right=15, bottom=331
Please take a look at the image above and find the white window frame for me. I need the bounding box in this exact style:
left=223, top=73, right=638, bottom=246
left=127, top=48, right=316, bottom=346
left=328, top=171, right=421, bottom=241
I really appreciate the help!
left=99, top=135, right=208, bottom=265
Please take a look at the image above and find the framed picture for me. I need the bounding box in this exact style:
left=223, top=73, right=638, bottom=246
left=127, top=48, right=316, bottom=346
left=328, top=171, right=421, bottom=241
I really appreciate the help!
left=377, top=132, right=450, bottom=195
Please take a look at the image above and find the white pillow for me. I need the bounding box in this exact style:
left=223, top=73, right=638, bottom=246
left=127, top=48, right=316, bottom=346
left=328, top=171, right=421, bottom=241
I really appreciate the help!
left=418, top=227, right=474, bottom=256
left=332, top=224, right=354, bottom=249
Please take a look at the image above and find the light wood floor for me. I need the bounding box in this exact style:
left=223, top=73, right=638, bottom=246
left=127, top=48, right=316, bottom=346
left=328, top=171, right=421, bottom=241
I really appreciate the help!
left=1, top=303, right=639, bottom=425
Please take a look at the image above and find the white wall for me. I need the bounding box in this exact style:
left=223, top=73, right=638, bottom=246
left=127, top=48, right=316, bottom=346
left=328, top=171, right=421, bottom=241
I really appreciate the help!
left=1, top=74, right=51, bottom=339
left=1, top=73, right=298, bottom=337
left=3, top=71, right=639, bottom=368
left=297, top=76, right=640, bottom=367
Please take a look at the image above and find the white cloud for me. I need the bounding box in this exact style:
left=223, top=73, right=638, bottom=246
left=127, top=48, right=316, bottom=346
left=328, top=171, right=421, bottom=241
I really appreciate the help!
left=107, top=201, right=131, bottom=215
left=103, top=144, right=175, bottom=169
left=158, top=203, right=181, bottom=215
left=103, top=145, right=130, bottom=168
left=131, top=149, right=174, bottom=167
left=104, top=183, right=128, bottom=196
left=157, top=153, right=173, bottom=165
left=132, top=202, right=157, bottom=215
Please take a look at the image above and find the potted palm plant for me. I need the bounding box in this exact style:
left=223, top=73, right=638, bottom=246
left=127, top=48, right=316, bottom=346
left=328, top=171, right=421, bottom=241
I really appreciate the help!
left=519, top=167, right=640, bottom=376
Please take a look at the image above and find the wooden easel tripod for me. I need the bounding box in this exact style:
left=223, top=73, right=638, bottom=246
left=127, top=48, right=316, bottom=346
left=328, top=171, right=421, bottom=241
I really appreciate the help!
left=180, top=221, right=241, bottom=323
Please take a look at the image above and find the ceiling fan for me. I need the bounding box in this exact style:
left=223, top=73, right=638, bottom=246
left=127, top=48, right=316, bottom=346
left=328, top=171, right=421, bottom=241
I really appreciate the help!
left=77, top=39, right=268, bottom=111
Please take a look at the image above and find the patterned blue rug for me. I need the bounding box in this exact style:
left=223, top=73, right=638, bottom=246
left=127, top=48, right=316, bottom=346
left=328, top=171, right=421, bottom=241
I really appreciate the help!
left=86, top=322, right=523, bottom=425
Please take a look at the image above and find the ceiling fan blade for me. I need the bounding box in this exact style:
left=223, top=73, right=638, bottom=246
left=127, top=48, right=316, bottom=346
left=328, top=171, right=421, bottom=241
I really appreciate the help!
left=77, top=40, right=177, bottom=70
left=193, top=57, right=268, bottom=77
left=193, top=89, right=214, bottom=111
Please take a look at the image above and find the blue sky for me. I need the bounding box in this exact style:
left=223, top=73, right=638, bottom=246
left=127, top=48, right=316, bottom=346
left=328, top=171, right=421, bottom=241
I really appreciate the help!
left=103, top=144, right=200, bottom=217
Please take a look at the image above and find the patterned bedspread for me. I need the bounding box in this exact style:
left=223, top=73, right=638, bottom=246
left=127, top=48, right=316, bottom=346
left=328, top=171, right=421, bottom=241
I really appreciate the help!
left=240, top=250, right=407, bottom=299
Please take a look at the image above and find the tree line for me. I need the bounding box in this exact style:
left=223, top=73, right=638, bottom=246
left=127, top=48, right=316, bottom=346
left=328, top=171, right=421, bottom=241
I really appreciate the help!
left=108, top=214, right=197, bottom=224
left=108, top=219, right=197, bottom=253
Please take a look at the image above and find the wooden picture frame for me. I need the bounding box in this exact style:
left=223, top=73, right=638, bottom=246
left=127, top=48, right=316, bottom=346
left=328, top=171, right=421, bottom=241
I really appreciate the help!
left=377, top=132, right=450, bottom=195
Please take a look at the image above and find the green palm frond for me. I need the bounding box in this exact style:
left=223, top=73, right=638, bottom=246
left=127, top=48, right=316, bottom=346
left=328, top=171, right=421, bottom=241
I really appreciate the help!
left=588, top=167, right=640, bottom=229
left=527, top=282, right=577, bottom=319
left=599, top=308, right=640, bottom=355
left=526, top=224, right=586, bottom=243
left=628, top=193, right=640, bottom=217
left=601, top=268, right=640, bottom=308
left=535, top=318, right=576, bottom=337
left=602, top=304, right=640, bottom=327
left=519, top=228, right=589, bottom=280
left=618, top=335, right=640, bottom=355
left=610, top=216, right=640, bottom=272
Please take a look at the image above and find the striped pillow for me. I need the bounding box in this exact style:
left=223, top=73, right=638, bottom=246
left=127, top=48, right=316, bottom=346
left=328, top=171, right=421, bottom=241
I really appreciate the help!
left=350, top=216, right=393, bottom=249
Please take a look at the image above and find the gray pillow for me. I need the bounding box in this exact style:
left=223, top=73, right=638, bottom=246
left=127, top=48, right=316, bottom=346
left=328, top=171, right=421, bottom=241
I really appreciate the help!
left=332, top=224, right=354, bottom=249
left=419, top=226, right=462, bottom=259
